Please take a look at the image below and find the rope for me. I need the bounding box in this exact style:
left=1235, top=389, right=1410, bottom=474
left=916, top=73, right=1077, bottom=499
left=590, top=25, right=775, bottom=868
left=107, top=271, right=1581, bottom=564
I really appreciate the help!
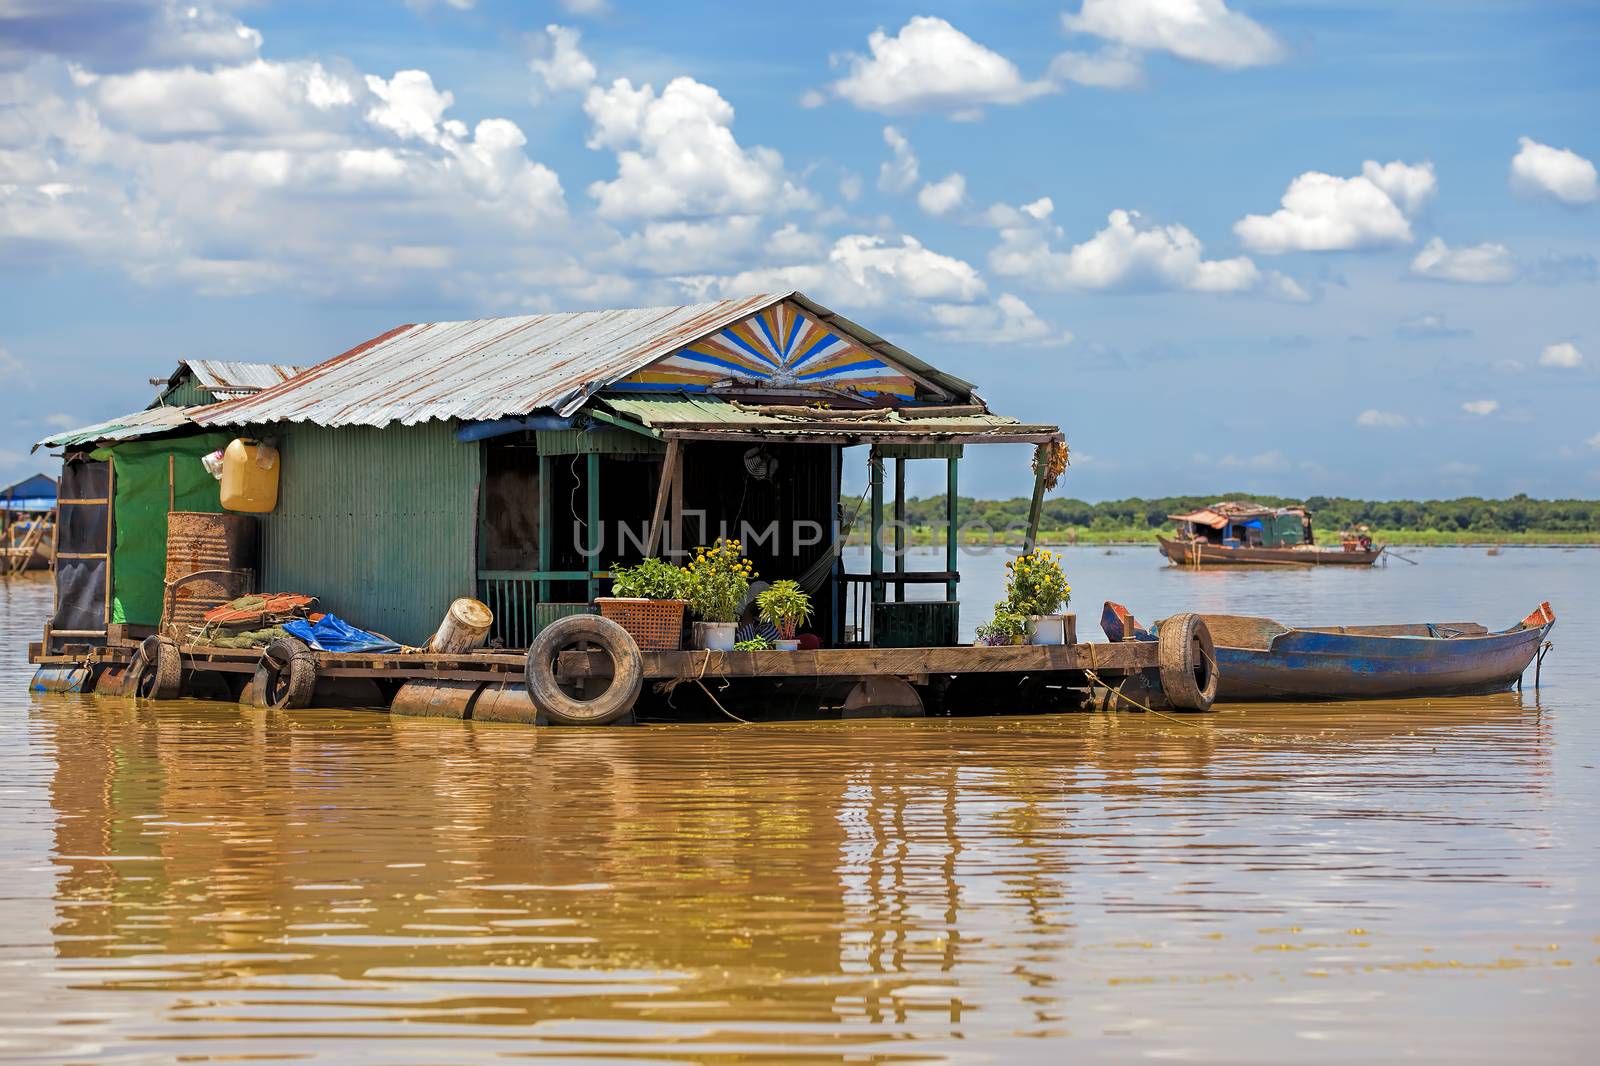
left=652, top=649, right=752, bottom=724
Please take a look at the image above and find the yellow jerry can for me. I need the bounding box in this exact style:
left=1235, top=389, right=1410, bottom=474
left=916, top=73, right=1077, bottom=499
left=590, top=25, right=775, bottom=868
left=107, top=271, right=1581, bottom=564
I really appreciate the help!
left=219, top=439, right=279, bottom=513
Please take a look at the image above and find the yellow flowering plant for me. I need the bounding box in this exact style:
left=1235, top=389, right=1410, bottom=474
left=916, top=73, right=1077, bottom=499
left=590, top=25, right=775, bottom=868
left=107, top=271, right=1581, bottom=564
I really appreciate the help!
left=1003, top=549, right=1070, bottom=617
left=684, top=538, right=755, bottom=623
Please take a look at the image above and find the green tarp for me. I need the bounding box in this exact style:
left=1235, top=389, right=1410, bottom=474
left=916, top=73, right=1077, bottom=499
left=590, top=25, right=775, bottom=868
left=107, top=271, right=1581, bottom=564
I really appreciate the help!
left=96, top=433, right=232, bottom=626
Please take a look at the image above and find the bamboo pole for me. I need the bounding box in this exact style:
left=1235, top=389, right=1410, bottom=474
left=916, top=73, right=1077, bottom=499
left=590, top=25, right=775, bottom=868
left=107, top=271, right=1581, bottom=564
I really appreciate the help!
left=869, top=447, right=884, bottom=610
left=645, top=438, right=680, bottom=557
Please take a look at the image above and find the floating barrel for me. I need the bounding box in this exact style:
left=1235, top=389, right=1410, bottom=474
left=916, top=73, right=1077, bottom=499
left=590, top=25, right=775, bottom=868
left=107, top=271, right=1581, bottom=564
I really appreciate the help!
left=472, top=683, right=541, bottom=724
left=390, top=680, right=483, bottom=719
left=30, top=666, right=91, bottom=693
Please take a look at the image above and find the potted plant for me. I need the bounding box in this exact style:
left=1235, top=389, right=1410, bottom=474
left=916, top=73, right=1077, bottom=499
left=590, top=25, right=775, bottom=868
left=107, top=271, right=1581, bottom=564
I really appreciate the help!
left=597, top=557, right=689, bottom=651
left=1002, top=549, right=1071, bottom=645
left=685, top=538, right=755, bottom=651
left=756, top=580, right=812, bottom=651
left=975, top=608, right=1028, bottom=647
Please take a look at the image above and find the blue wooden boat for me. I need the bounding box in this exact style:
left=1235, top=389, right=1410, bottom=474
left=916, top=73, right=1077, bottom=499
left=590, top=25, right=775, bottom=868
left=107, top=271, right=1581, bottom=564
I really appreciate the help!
left=1102, top=602, right=1554, bottom=702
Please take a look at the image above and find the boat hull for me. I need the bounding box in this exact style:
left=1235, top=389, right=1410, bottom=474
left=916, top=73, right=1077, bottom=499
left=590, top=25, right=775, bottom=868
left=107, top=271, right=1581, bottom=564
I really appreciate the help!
left=1212, top=618, right=1552, bottom=701
left=1158, top=534, right=1381, bottom=567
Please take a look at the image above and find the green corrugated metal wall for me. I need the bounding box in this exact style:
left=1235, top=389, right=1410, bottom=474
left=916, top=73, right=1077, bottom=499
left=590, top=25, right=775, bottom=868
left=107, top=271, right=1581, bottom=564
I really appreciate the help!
left=159, top=377, right=210, bottom=408
left=256, top=421, right=477, bottom=646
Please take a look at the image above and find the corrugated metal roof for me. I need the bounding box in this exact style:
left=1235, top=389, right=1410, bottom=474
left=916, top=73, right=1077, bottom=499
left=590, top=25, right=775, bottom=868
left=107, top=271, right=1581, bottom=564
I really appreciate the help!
left=599, top=395, right=1056, bottom=440
left=182, top=360, right=303, bottom=393
left=33, top=405, right=196, bottom=451
left=195, top=294, right=795, bottom=429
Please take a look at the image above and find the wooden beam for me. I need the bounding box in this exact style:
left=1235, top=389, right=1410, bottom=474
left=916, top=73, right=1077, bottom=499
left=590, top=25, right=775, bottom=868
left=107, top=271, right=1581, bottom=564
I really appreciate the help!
left=893, top=457, right=906, bottom=603
left=1023, top=445, right=1049, bottom=555
left=536, top=453, right=552, bottom=602
left=585, top=451, right=601, bottom=602
left=869, top=446, right=884, bottom=609
left=645, top=438, right=679, bottom=557
left=669, top=441, right=685, bottom=557
left=662, top=429, right=1063, bottom=446
left=946, top=456, right=959, bottom=603
left=556, top=639, right=1156, bottom=680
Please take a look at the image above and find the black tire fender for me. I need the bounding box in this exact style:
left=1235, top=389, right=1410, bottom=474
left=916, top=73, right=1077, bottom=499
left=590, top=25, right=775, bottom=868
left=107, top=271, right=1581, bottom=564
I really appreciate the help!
left=255, top=636, right=317, bottom=709
left=124, top=635, right=183, bottom=700
left=524, top=615, right=643, bottom=726
left=1157, top=612, right=1218, bottom=712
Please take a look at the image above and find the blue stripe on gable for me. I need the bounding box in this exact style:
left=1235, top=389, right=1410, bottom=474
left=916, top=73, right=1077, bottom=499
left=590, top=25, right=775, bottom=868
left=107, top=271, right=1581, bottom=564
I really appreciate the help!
left=798, top=359, right=886, bottom=380
left=677, top=349, right=768, bottom=377
left=754, top=315, right=784, bottom=364
left=795, top=332, right=844, bottom=365
left=720, top=328, right=777, bottom=367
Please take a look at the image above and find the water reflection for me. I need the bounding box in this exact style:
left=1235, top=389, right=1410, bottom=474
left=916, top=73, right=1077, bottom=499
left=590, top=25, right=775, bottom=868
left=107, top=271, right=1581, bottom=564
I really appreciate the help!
left=22, top=687, right=1587, bottom=1061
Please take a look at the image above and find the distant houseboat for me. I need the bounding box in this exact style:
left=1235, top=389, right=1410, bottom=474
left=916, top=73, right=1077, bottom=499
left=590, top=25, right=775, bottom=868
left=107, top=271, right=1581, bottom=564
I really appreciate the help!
left=1158, top=501, right=1383, bottom=567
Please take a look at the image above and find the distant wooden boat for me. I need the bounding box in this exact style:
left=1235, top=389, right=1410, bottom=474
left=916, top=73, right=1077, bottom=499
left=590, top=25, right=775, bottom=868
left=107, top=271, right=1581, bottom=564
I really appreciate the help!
left=1157, top=534, right=1384, bottom=567
left=1103, top=602, right=1555, bottom=701
left=1159, top=501, right=1383, bottom=567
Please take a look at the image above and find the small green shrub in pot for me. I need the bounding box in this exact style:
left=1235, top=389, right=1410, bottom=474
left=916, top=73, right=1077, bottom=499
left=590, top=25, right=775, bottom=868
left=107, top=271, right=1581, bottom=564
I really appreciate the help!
left=609, top=557, right=688, bottom=600
left=975, top=609, right=1028, bottom=646
left=755, top=580, right=812, bottom=640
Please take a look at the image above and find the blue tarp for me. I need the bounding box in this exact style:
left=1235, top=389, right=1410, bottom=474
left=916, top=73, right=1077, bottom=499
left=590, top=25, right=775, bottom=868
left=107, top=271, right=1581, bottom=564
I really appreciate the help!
left=284, top=614, right=403, bottom=654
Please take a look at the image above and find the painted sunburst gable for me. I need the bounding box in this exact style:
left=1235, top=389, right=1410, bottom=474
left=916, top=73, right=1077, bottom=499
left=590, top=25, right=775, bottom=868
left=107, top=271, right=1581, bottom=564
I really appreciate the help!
left=613, top=300, right=933, bottom=402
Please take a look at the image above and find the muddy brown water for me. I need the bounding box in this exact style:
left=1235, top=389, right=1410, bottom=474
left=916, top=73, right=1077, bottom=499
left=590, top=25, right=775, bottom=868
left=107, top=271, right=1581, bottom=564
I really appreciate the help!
left=2, top=547, right=1596, bottom=1063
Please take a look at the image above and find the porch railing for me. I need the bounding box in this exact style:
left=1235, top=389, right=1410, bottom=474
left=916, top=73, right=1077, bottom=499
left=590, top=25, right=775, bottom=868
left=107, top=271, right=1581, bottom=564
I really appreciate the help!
left=476, top=570, right=606, bottom=650
left=839, top=571, right=959, bottom=646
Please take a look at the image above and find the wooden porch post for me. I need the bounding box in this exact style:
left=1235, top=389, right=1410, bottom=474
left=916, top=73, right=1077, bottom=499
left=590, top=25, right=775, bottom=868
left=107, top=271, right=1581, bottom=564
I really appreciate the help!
left=537, top=454, right=552, bottom=603
left=645, top=438, right=679, bottom=558
left=1023, top=446, right=1048, bottom=555
left=945, top=457, right=959, bottom=602
left=585, top=450, right=601, bottom=602
left=893, top=457, right=906, bottom=603
left=869, top=446, right=884, bottom=607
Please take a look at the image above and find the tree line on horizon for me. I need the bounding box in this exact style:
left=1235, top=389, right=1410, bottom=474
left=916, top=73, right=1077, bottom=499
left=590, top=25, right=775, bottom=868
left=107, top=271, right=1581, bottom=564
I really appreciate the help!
left=895, top=493, right=1599, bottom=535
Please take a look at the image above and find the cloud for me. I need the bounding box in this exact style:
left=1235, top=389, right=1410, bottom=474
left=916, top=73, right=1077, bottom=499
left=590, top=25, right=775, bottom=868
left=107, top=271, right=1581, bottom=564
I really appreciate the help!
left=1395, top=311, right=1468, bottom=340
left=991, top=203, right=1261, bottom=293
left=0, top=1, right=262, bottom=73
left=95, top=58, right=356, bottom=139
left=0, top=345, right=26, bottom=386
left=1236, top=160, right=1435, bottom=253
left=824, top=16, right=1054, bottom=118
left=1510, top=136, right=1598, bottom=206
left=1356, top=409, right=1409, bottom=429
left=560, top=0, right=610, bottom=15
left=1461, top=399, right=1499, bottom=416
left=1048, top=46, right=1143, bottom=89
left=877, top=126, right=918, bottom=193
left=365, top=69, right=454, bottom=142
left=1588, top=432, right=1600, bottom=450
left=929, top=293, right=1066, bottom=345
left=1539, top=341, right=1583, bottom=369
left=1409, top=237, right=1516, bottom=284
left=530, top=24, right=596, bottom=94
left=917, top=173, right=966, bottom=216
left=1060, top=0, right=1284, bottom=70
left=583, top=75, right=810, bottom=220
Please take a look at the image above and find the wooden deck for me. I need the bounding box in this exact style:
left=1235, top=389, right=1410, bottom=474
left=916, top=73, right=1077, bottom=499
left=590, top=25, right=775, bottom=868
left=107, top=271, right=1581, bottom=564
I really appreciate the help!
left=32, top=639, right=1158, bottom=683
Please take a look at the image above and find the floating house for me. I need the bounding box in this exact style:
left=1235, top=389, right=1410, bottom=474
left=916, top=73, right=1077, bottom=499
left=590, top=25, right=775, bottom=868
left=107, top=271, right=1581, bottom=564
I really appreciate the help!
left=30, top=293, right=1217, bottom=720
left=2, top=473, right=57, bottom=573
left=1158, top=501, right=1382, bottom=567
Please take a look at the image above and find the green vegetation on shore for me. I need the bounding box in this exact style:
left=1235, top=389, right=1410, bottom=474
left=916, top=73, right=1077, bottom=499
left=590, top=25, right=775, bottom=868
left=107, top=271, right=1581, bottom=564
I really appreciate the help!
left=856, top=494, right=1600, bottom=546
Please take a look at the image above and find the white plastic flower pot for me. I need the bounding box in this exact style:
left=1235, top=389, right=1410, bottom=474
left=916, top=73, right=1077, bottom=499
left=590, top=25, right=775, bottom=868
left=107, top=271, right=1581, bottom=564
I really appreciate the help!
left=693, top=621, right=737, bottom=651
left=774, top=638, right=801, bottom=652
left=1027, top=614, right=1066, bottom=646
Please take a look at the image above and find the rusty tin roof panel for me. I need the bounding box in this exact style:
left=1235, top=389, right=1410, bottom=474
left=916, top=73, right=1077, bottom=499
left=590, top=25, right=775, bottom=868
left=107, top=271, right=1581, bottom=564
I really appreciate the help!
left=599, top=395, right=1053, bottom=438
left=183, top=360, right=304, bottom=392
left=194, top=294, right=791, bottom=429
left=34, top=405, right=196, bottom=451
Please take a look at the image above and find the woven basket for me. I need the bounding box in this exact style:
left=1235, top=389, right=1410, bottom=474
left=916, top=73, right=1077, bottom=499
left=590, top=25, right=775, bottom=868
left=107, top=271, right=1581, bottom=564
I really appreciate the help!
left=595, top=598, right=687, bottom=651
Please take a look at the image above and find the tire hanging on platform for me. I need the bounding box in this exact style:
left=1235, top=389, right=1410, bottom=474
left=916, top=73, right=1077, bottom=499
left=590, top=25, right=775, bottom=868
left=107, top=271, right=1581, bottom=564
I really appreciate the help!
left=524, top=614, right=643, bottom=726
left=254, top=636, right=317, bottom=709
left=122, top=635, right=182, bottom=700
left=1157, top=612, right=1218, bottom=711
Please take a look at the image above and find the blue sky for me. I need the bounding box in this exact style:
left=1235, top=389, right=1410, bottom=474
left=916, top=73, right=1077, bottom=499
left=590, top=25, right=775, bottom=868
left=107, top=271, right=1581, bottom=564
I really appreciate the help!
left=1, top=0, right=1596, bottom=500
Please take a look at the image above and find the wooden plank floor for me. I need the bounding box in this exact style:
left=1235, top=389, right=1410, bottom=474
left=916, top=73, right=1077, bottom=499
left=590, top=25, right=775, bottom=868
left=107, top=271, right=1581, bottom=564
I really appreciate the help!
left=31, top=641, right=1157, bottom=680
